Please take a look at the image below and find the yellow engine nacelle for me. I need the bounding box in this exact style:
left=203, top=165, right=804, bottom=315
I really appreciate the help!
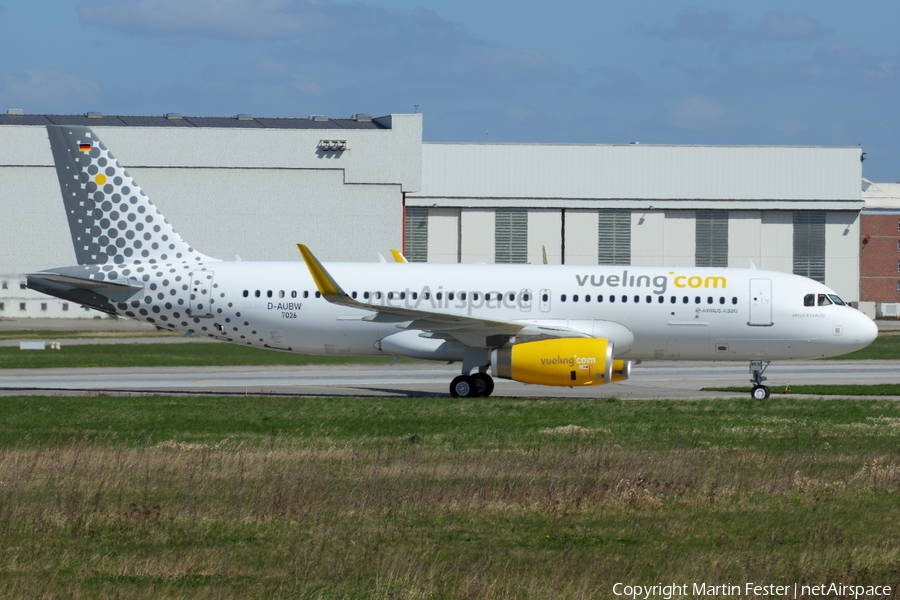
left=610, top=359, right=632, bottom=383
left=490, top=338, right=613, bottom=387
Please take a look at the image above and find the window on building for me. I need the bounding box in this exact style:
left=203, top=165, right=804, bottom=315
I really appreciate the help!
left=598, top=210, right=631, bottom=265
left=19, top=303, right=26, bottom=311
left=19, top=282, right=26, bottom=290
left=62, top=303, right=69, bottom=311
left=1, top=281, right=7, bottom=290
left=0, top=302, right=4, bottom=311
left=793, top=211, right=826, bottom=283
left=404, top=207, right=429, bottom=263
left=495, top=208, right=528, bottom=264
left=695, top=210, right=728, bottom=267
left=41, top=303, right=47, bottom=311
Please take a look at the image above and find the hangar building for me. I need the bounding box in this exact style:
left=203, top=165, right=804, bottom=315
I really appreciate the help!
left=0, top=111, right=866, bottom=318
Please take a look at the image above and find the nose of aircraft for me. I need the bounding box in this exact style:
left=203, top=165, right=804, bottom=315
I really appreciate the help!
left=848, top=310, right=878, bottom=352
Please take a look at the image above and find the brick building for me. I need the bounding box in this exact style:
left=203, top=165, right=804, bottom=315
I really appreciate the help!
left=860, top=181, right=900, bottom=316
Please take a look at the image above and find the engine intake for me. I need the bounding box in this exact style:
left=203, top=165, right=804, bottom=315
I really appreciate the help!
left=490, top=338, right=614, bottom=387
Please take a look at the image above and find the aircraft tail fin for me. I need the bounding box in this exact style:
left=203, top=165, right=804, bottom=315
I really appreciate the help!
left=46, top=125, right=215, bottom=266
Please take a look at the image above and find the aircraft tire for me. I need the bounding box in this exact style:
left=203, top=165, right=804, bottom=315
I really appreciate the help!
left=471, top=373, right=494, bottom=398
left=450, top=375, right=474, bottom=398
left=751, top=385, right=770, bottom=400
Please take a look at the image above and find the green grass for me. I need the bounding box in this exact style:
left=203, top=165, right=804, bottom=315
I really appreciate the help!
left=825, top=330, right=900, bottom=360
left=3, top=395, right=900, bottom=598
left=0, top=343, right=424, bottom=368
left=703, top=384, right=900, bottom=396
left=0, top=329, right=181, bottom=341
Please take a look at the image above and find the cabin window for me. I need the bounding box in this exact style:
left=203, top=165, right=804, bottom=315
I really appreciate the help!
left=254, top=290, right=260, bottom=298
left=682, top=296, right=689, bottom=304
left=315, top=291, right=321, bottom=298
left=508, top=293, right=515, bottom=302
left=732, top=297, right=738, bottom=304
left=585, top=295, right=591, bottom=302
left=364, top=292, right=370, bottom=299
left=597, top=295, right=603, bottom=302
left=541, top=293, right=548, bottom=302
left=351, top=291, right=357, bottom=299
left=400, top=292, right=406, bottom=300
left=437, top=292, right=443, bottom=301
left=472, top=293, right=478, bottom=301
left=719, top=297, right=725, bottom=305
left=621, top=295, right=628, bottom=303
left=561, top=294, right=567, bottom=302
left=278, top=290, right=285, bottom=298
left=646, top=295, right=652, bottom=303
left=412, top=292, right=418, bottom=300
left=242, top=290, right=248, bottom=297
left=610, top=295, right=615, bottom=303
left=818, top=294, right=832, bottom=306
left=695, top=296, right=701, bottom=304
left=658, top=296, right=664, bottom=304
left=388, top=292, right=394, bottom=300
left=423, top=292, right=430, bottom=300
left=303, top=291, right=309, bottom=298
left=291, top=291, right=297, bottom=298
left=448, top=292, right=454, bottom=301
left=670, top=296, right=676, bottom=304
left=634, top=295, right=639, bottom=303
left=522, top=293, right=530, bottom=302
left=460, top=292, right=466, bottom=301
left=707, top=297, right=713, bottom=304
left=804, top=294, right=815, bottom=307
left=266, top=290, right=273, bottom=298
left=573, top=294, right=578, bottom=302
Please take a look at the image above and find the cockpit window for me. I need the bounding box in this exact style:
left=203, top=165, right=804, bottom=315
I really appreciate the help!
left=804, top=294, right=815, bottom=307
left=828, top=294, right=846, bottom=306
left=817, top=294, right=832, bottom=306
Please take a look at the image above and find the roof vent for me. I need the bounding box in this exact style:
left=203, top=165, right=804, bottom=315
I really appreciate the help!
left=85, top=112, right=103, bottom=119
left=165, top=113, right=184, bottom=120
left=352, top=114, right=372, bottom=122
left=235, top=114, right=254, bottom=121
left=6, top=108, right=24, bottom=115
left=309, top=115, right=329, bottom=122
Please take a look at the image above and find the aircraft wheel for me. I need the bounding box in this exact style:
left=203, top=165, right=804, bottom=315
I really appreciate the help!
left=471, top=373, right=494, bottom=397
left=751, top=385, right=770, bottom=400
left=450, top=375, right=474, bottom=398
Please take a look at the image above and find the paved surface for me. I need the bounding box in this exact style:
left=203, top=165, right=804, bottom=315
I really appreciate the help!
left=3, top=361, right=898, bottom=399
left=1, top=317, right=898, bottom=398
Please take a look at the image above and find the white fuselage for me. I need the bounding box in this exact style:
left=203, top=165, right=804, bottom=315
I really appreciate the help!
left=120, top=261, right=876, bottom=362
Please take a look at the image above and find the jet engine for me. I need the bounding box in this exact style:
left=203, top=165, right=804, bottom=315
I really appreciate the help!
left=490, top=338, right=615, bottom=387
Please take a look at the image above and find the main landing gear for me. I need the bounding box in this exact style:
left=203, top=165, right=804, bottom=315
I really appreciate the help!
left=749, top=360, right=771, bottom=400
left=450, top=372, right=494, bottom=398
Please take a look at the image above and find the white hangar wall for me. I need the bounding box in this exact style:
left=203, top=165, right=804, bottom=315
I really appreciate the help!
left=0, top=113, right=421, bottom=318
left=407, top=142, right=864, bottom=303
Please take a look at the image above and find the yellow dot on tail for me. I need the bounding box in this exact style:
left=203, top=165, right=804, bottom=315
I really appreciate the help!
left=95, top=174, right=107, bottom=185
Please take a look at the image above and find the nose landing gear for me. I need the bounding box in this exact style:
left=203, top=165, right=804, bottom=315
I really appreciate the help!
left=750, top=360, right=770, bottom=400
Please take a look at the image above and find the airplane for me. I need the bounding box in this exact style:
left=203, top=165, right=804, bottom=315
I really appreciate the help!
left=28, top=125, right=878, bottom=400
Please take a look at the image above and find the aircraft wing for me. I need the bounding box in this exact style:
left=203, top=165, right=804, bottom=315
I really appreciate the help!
left=298, top=244, right=586, bottom=348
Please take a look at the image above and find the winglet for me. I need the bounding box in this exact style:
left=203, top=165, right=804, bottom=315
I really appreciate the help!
left=297, top=244, right=345, bottom=298
left=391, top=249, right=408, bottom=263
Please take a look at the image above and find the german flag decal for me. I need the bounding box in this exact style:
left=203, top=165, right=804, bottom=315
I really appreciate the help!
left=78, top=143, right=91, bottom=152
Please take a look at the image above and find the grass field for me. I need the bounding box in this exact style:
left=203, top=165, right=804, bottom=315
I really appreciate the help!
left=0, top=343, right=423, bottom=369
left=2, top=395, right=900, bottom=598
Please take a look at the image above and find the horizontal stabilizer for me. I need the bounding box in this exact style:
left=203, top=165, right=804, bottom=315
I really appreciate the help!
left=26, top=271, right=143, bottom=314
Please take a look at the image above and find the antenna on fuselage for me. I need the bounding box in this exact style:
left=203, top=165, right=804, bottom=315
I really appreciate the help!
left=748, top=259, right=757, bottom=269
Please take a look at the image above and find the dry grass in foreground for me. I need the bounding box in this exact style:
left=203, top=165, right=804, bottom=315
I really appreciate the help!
left=1, top=396, right=900, bottom=598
